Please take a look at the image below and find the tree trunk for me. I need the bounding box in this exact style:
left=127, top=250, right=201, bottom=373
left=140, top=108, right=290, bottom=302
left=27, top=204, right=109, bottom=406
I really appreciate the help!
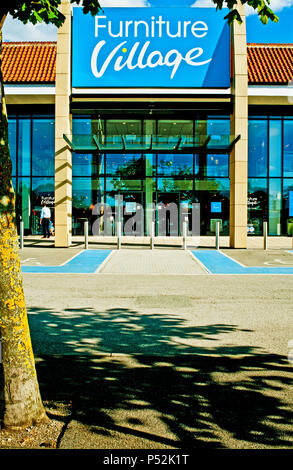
left=0, top=27, right=48, bottom=429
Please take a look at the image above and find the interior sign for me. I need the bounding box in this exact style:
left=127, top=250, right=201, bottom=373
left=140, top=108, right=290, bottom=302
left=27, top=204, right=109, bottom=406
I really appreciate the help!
left=72, top=7, right=230, bottom=88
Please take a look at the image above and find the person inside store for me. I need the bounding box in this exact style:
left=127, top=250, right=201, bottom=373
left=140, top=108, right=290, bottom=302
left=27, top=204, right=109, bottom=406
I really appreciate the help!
left=40, top=202, right=51, bottom=238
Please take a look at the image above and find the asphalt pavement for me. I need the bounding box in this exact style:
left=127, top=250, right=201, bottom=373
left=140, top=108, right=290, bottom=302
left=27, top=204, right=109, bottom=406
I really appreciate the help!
left=18, top=246, right=293, bottom=449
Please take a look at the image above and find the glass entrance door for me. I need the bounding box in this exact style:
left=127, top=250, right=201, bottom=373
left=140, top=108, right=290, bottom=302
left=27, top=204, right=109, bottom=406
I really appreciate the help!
left=156, top=192, right=180, bottom=236
left=106, top=191, right=143, bottom=236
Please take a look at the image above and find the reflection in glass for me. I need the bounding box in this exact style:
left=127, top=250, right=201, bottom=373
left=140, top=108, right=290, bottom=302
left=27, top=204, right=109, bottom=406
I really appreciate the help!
left=72, top=153, right=104, bottom=177
left=206, top=154, right=229, bottom=177
left=106, top=154, right=143, bottom=176
left=269, top=179, right=282, bottom=235
left=72, top=177, right=104, bottom=235
left=269, top=120, right=282, bottom=177
left=18, top=119, right=31, bottom=176
left=17, top=178, right=31, bottom=231
left=32, top=119, right=55, bottom=176
left=31, top=177, right=54, bottom=234
left=106, top=120, right=141, bottom=136
left=157, top=179, right=193, bottom=192
left=8, top=119, right=17, bottom=176
left=106, top=178, right=142, bottom=192
left=194, top=178, right=230, bottom=236
left=72, top=117, right=92, bottom=134
left=284, top=121, right=293, bottom=177
left=248, top=178, right=267, bottom=235
left=248, top=120, right=268, bottom=177
left=157, top=154, right=193, bottom=176
left=207, top=119, right=230, bottom=136
left=283, top=179, right=293, bottom=235
left=157, top=120, right=193, bottom=137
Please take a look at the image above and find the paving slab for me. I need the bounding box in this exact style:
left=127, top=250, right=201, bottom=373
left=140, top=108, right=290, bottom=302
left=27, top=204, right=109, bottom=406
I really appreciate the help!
left=100, top=250, right=205, bottom=274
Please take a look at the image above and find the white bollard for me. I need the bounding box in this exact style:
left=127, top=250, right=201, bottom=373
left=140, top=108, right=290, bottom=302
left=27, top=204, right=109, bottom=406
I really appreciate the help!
left=215, top=221, right=220, bottom=250
left=150, top=221, right=155, bottom=250
left=20, top=220, right=24, bottom=250
left=182, top=218, right=188, bottom=250
left=117, top=220, right=122, bottom=250
left=84, top=220, right=89, bottom=250
left=263, top=221, right=268, bottom=250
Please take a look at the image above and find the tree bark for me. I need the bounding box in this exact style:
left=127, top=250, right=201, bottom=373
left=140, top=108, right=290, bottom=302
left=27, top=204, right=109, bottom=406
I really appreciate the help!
left=0, top=23, right=48, bottom=429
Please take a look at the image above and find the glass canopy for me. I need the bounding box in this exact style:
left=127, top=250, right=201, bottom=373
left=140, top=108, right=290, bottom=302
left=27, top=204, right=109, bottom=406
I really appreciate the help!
left=63, top=133, right=240, bottom=154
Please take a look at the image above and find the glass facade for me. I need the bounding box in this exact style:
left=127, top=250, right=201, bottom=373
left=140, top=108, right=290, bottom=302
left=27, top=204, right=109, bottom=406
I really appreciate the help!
left=8, top=114, right=55, bottom=234
left=248, top=116, right=293, bottom=235
left=7, top=112, right=293, bottom=237
left=71, top=116, right=230, bottom=235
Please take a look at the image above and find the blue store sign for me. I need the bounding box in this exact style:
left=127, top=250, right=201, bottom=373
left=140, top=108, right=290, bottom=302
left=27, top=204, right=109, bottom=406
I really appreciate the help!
left=72, top=7, right=230, bottom=88
left=211, top=202, right=222, bottom=213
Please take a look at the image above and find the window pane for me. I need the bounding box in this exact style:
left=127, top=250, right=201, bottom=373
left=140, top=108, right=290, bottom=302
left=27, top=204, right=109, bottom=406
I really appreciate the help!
left=284, top=121, right=293, bottom=177
left=106, top=178, right=142, bottom=191
left=248, top=120, right=268, bottom=177
left=269, top=120, right=282, bottom=177
left=16, top=178, right=31, bottom=231
left=248, top=178, right=267, bottom=235
left=8, top=119, right=17, bottom=176
left=106, top=120, right=141, bottom=136
left=157, top=154, right=193, bottom=176
left=194, top=178, right=230, bottom=236
left=32, top=118, right=55, bottom=176
left=207, top=119, right=230, bottom=136
left=72, top=153, right=104, bottom=177
left=283, top=179, right=293, bottom=235
left=31, top=177, right=55, bottom=208
left=157, top=179, right=193, bottom=192
left=72, top=117, right=92, bottom=134
left=157, top=120, right=193, bottom=137
left=269, top=179, right=282, bottom=235
left=106, top=154, right=143, bottom=176
left=31, top=177, right=54, bottom=234
left=206, top=154, right=229, bottom=177
left=72, top=177, right=104, bottom=235
left=18, top=119, right=31, bottom=176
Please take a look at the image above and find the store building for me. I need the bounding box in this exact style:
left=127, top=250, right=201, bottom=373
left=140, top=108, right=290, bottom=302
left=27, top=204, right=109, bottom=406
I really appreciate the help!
left=3, top=1, right=293, bottom=247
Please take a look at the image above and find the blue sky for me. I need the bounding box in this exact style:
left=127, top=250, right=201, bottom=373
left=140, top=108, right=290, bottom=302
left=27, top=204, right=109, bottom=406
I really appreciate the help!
left=2, top=0, right=293, bottom=43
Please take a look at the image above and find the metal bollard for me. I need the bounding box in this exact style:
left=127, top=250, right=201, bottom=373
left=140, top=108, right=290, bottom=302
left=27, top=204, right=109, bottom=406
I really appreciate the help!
left=182, top=218, right=188, bottom=250
left=84, top=220, right=88, bottom=250
left=263, top=221, right=268, bottom=250
left=215, top=221, right=220, bottom=250
left=20, top=220, right=24, bottom=250
left=117, top=220, right=122, bottom=250
left=150, top=221, right=155, bottom=250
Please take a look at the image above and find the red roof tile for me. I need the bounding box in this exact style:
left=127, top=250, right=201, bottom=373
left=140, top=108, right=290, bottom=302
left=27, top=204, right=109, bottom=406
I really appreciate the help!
left=1, top=41, right=293, bottom=86
left=247, top=43, right=293, bottom=85
left=2, top=41, right=56, bottom=83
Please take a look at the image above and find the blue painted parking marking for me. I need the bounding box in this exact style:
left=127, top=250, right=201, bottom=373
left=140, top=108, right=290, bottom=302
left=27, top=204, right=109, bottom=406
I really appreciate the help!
left=191, top=250, right=293, bottom=275
left=22, top=250, right=112, bottom=274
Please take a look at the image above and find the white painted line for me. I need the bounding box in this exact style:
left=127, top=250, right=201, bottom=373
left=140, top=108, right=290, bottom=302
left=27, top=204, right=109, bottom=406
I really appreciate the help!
left=59, top=249, right=84, bottom=266
left=219, top=250, right=246, bottom=267
left=188, top=250, right=211, bottom=274
left=94, top=251, right=115, bottom=274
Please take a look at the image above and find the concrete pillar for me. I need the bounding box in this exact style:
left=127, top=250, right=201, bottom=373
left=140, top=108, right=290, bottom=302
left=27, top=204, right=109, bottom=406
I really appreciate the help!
left=230, top=2, right=248, bottom=248
left=54, top=0, right=72, bottom=247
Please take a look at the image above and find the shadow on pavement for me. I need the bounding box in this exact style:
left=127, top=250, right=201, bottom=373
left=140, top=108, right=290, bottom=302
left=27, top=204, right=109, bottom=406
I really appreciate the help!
left=2, top=306, right=293, bottom=448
